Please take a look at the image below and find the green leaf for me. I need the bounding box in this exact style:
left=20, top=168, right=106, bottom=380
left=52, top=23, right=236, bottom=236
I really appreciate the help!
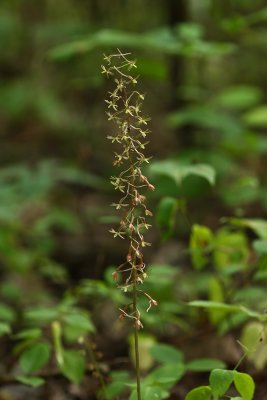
left=187, top=358, right=226, bottom=372
left=144, top=363, right=185, bottom=387
left=63, top=313, right=95, bottom=333
left=19, top=342, right=51, bottom=374
left=189, top=300, right=240, bottom=312
left=156, top=197, right=179, bottom=240
left=0, top=322, right=11, bottom=336
left=253, top=239, right=267, bottom=255
left=103, top=371, right=130, bottom=400
left=185, top=386, right=212, bottom=400
left=129, top=334, right=156, bottom=371
left=244, top=105, right=267, bottom=127
left=215, top=85, right=262, bottom=110
left=150, top=160, right=216, bottom=186
left=190, top=225, right=213, bottom=269
left=24, top=308, right=58, bottom=324
left=0, top=303, right=16, bottom=322
left=150, top=343, right=183, bottom=364
left=60, top=349, right=86, bottom=384
left=241, top=321, right=267, bottom=370
left=229, top=218, right=267, bottom=240
left=189, top=300, right=267, bottom=320
left=16, top=376, right=45, bottom=387
left=49, top=28, right=234, bottom=61
left=233, top=371, right=255, bottom=400
left=13, top=328, right=42, bottom=340
left=129, top=384, right=169, bottom=400
left=209, top=369, right=234, bottom=398
left=230, top=398, right=243, bottom=400
left=213, top=229, right=249, bottom=271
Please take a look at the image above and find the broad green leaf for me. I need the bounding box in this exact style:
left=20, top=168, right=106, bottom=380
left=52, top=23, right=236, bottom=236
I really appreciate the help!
left=244, top=105, right=267, bottom=127
left=19, top=342, right=51, bottom=374
left=63, top=313, right=95, bottom=332
left=229, top=218, right=267, bottom=240
left=144, top=363, right=185, bottom=387
left=150, top=343, right=183, bottom=364
left=253, top=239, right=267, bottom=255
left=49, top=28, right=234, bottom=61
left=13, top=328, right=42, bottom=340
left=233, top=371, right=255, bottom=400
left=213, top=229, right=249, bottom=271
left=215, top=86, right=262, bottom=110
left=240, top=321, right=267, bottom=370
left=16, top=375, right=45, bottom=387
left=185, top=385, right=212, bottom=400
left=167, top=106, right=241, bottom=137
left=24, top=308, right=58, bottom=324
left=190, top=225, right=213, bottom=269
left=129, top=334, right=156, bottom=371
left=130, top=384, right=169, bottom=400
left=150, top=160, right=216, bottom=186
left=0, top=303, right=16, bottom=322
left=187, top=358, right=226, bottom=372
left=103, top=371, right=130, bottom=400
left=189, top=300, right=240, bottom=312
left=156, top=197, right=179, bottom=240
left=189, top=300, right=267, bottom=320
left=0, top=322, right=11, bottom=336
left=209, top=369, right=233, bottom=398
left=60, top=349, right=86, bottom=384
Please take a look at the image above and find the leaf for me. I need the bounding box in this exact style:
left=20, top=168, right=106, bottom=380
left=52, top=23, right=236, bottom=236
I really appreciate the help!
left=49, top=28, right=235, bottom=61
left=24, top=308, right=58, bottom=324
left=240, top=321, right=267, bottom=370
left=253, top=239, right=267, bottom=255
left=244, top=105, right=267, bottom=127
left=215, top=85, right=262, bottom=110
left=19, top=342, right=51, bottom=374
left=150, top=343, right=183, bottom=364
left=0, top=303, right=16, bottom=322
left=185, top=386, right=212, bottom=400
left=129, top=334, right=156, bottom=371
left=0, top=322, right=11, bottom=336
left=209, top=369, right=234, bottom=398
left=60, top=349, right=86, bottom=384
left=187, top=358, right=226, bottom=372
left=103, top=371, right=130, bottom=400
left=188, top=300, right=267, bottom=320
left=233, top=371, right=255, bottom=400
left=129, top=384, right=169, bottom=400
left=16, top=376, right=45, bottom=387
left=190, top=225, right=213, bottom=269
left=167, top=106, right=241, bottom=137
left=144, top=363, right=185, bottom=387
left=13, top=328, right=42, bottom=340
left=150, top=160, right=216, bottom=186
left=156, top=197, right=179, bottom=240
left=189, top=300, right=240, bottom=312
left=213, top=229, right=249, bottom=271
left=63, top=313, right=95, bottom=332
left=229, top=218, right=267, bottom=240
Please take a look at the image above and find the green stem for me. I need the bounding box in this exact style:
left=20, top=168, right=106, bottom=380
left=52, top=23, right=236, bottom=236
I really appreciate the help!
left=133, top=270, right=141, bottom=400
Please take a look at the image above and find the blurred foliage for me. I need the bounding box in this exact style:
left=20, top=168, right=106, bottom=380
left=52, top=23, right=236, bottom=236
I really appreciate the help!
left=0, top=0, right=267, bottom=398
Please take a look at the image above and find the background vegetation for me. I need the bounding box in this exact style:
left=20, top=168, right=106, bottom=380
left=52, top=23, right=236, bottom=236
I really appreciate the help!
left=1, top=0, right=267, bottom=399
